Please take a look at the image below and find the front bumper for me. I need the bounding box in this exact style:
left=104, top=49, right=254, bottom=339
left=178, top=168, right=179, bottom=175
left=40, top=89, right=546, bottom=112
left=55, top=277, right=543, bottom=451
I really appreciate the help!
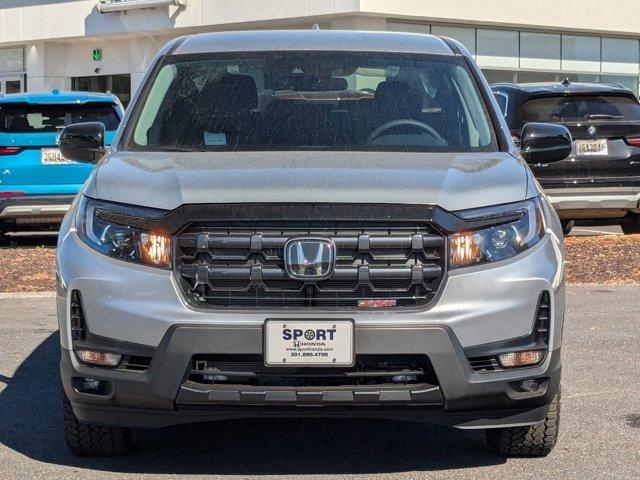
left=58, top=218, right=564, bottom=430
left=61, top=325, right=561, bottom=430
left=545, top=186, right=640, bottom=219
left=0, top=194, right=76, bottom=223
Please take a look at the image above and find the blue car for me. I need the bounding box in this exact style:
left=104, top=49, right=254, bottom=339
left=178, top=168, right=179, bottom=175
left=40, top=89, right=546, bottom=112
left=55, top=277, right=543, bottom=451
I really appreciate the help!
left=0, top=90, right=123, bottom=239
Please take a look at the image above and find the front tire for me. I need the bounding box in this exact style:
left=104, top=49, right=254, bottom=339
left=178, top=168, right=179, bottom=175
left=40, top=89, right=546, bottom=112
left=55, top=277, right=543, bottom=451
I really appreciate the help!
left=0, top=221, right=8, bottom=246
left=560, top=220, right=574, bottom=236
left=485, top=392, right=560, bottom=457
left=621, top=214, right=640, bottom=234
left=63, top=396, right=134, bottom=456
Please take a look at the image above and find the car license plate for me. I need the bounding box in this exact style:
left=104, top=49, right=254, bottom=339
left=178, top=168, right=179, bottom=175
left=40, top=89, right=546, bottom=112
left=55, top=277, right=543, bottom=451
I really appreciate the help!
left=264, top=319, right=354, bottom=366
left=41, top=148, right=72, bottom=164
left=576, top=139, right=608, bottom=156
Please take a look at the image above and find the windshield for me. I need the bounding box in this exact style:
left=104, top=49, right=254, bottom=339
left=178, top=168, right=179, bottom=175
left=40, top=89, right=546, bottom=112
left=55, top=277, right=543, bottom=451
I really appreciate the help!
left=129, top=51, right=497, bottom=152
left=0, top=103, right=120, bottom=133
left=520, top=95, right=640, bottom=123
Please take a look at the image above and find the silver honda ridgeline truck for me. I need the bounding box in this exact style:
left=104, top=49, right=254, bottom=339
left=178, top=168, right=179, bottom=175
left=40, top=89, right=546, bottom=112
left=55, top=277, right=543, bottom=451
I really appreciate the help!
left=56, top=30, right=570, bottom=457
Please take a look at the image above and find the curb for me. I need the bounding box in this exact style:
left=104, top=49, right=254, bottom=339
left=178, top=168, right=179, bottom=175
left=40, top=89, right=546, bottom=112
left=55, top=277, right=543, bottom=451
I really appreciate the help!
left=0, top=291, right=56, bottom=299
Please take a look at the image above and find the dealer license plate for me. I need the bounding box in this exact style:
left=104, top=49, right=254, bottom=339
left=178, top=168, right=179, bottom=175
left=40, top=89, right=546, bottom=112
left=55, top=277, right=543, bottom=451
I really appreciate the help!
left=264, top=319, right=354, bottom=366
left=41, top=148, right=72, bottom=164
left=576, top=139, right=608, bottom=156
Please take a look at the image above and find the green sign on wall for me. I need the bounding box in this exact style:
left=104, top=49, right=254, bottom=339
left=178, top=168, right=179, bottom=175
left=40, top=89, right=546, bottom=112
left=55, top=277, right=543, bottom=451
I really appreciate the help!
left=92, top=48, right=102, bottom=62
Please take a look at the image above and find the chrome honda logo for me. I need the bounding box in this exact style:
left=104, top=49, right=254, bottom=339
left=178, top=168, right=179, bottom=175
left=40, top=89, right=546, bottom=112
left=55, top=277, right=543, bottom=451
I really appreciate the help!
left=587, top=125, right=597, bottom=136
left=284, top=238, right=335, bottom=280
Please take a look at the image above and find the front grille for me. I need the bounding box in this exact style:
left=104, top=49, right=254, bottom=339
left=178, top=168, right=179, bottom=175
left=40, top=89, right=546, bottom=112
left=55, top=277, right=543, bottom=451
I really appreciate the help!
left=535, top=291, right=550, bottom=344
left=118, top=355, right=152, bottom=372
left=178, top=354, right=443, bottom=406
left=175, top=222, right=446, bottom=308
left=468, top=356, right=500, bottom=373
left=188, top=354, right=438, bottom=387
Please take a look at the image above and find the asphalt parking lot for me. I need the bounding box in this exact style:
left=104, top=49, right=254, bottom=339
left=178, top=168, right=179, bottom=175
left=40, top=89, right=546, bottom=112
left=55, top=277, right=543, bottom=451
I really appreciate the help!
left=0, top=285, right=638, bottom=480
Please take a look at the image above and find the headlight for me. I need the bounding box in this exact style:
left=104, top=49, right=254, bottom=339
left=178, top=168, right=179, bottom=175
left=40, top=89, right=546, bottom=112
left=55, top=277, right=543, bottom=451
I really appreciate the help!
left=449, top=197, right=546, bottom=268
left=75, top=195, right=171, bottom=268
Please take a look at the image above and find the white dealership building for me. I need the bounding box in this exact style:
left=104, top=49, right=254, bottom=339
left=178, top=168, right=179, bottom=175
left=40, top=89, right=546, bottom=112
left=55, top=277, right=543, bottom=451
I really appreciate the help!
left=2, top=0, right=640, bottom=105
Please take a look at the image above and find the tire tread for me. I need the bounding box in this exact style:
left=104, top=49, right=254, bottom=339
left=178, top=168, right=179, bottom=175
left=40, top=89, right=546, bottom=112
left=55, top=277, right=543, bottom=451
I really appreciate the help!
left=485, top=392, right=560, bottom=458
left=63, top=396, right=134, bottom=456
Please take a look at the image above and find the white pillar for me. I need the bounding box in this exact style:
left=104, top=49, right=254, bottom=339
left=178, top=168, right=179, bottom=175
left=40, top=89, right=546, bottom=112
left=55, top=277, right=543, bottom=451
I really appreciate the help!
left=25, top=42, right=46, bottom=91
left=25, top=42, right=70, bottom=92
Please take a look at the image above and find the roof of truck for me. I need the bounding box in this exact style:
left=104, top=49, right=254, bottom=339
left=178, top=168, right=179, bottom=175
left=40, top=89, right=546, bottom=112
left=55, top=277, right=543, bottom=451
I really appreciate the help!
left=169, top=30, right=457, bottom=57
left=0, top=90, right=120, bottom=105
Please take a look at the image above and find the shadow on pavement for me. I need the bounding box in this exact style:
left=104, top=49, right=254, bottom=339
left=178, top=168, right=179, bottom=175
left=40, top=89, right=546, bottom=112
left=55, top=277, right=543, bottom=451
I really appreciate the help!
left=2, top=232, right=58, bottom=248
left=0, top=333, right=505, bottom=475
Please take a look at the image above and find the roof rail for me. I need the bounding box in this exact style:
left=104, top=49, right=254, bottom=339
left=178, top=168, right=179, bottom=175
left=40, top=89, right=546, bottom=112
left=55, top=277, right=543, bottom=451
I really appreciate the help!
left=601, top=82, right=626, bottom=89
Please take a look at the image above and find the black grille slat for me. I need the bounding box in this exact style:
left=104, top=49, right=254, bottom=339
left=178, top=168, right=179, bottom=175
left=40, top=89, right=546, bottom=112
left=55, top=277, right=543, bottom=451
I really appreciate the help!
left=70, top=290, right=87, bottom=341
left=118, top=355, right=152, bottom=372
left=175, top=221, right=446, bottom=309
left=468, top=356, right=500, bottom=372
left=536, top=291, right=551, bottom=344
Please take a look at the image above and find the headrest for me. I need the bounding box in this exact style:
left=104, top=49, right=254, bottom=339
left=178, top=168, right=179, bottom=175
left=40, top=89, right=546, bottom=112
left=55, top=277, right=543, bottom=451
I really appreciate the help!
left=374, top=80, right=421, bottom=118
left=200, top=74, right=258, bottom=115
left=9, top=115, right=32, bottom=130
left=304, top=77, right=348, bottom=91
left=375, top=80, right=418, bottom=103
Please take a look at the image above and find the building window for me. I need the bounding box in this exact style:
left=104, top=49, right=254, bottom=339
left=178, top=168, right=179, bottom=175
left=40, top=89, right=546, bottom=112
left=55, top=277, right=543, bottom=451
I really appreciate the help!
left=386, top=21, right=430, bottom=33
left=517, top=71, right=560, bottom=83
left=431, top=25, right=476, bottom=56
left=383, top=21, right=640, bottom=95
left=520, top=32, right=561, bottom=71
left=72, top=74, right=131, bottom=107
left=0, top=48, right=24, bottom=75
left=601, top=38, right=639, bottom=75
left=482, top=69, right=516, bottom=84
left=561, top=73, right=600, bottom=83
left=476, top=29, right=519, bottom=69
left=600, top=75, right=639, bottom=94
left=0, top=47, right=26, bottom=94
left=562, top=35, right=600, bottom=73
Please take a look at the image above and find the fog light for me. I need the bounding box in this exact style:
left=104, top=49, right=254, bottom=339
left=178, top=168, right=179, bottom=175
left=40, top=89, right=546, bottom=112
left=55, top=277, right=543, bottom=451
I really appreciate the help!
left=498, top=350, right=545, bottom=368
left=519, top=379, right=540, bottom=392
left=82, top=378, right=102, bottom=392
left=73, top=377, right=111, bottom=395
left=76, top=349, right=122, bottom=367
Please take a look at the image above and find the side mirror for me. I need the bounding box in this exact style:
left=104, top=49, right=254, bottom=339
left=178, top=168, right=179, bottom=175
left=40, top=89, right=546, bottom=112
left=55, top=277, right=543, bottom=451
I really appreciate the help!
left=59, top=122, right=106, bottom=164
left=520, top=122, right=572, bottom=164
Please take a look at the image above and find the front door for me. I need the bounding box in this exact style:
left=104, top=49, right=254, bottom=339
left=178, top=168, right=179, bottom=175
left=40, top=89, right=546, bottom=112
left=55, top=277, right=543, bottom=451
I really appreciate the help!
left=0, top=75, right=23, bottom=94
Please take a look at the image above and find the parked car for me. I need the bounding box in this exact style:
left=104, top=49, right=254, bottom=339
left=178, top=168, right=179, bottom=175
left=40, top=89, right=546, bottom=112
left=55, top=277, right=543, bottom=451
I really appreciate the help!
left=56, top=30, right=569, bottom=458
left=0, top=90, right=123, bottom=240
left=492, top=81, right=640, bottom=234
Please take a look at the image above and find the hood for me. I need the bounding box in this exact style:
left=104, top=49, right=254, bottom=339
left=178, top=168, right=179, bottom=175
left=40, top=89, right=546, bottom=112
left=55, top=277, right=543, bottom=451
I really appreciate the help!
left=91, top=151, right=529, bottom=212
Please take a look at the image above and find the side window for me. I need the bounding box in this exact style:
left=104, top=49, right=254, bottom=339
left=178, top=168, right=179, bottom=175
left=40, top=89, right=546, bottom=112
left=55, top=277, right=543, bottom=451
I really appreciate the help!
left=494, top=92, right=508, bottom=117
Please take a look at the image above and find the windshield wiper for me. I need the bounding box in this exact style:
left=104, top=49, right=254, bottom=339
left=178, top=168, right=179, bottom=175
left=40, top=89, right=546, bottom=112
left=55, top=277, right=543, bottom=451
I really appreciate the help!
left=156, top=146, right=203, bottom=152
left=585, top=114, right=624, bottom=120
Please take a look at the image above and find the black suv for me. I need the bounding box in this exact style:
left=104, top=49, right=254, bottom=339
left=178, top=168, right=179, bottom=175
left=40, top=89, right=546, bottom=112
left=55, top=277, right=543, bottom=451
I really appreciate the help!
left=492, top=80, right=640, bottom=234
